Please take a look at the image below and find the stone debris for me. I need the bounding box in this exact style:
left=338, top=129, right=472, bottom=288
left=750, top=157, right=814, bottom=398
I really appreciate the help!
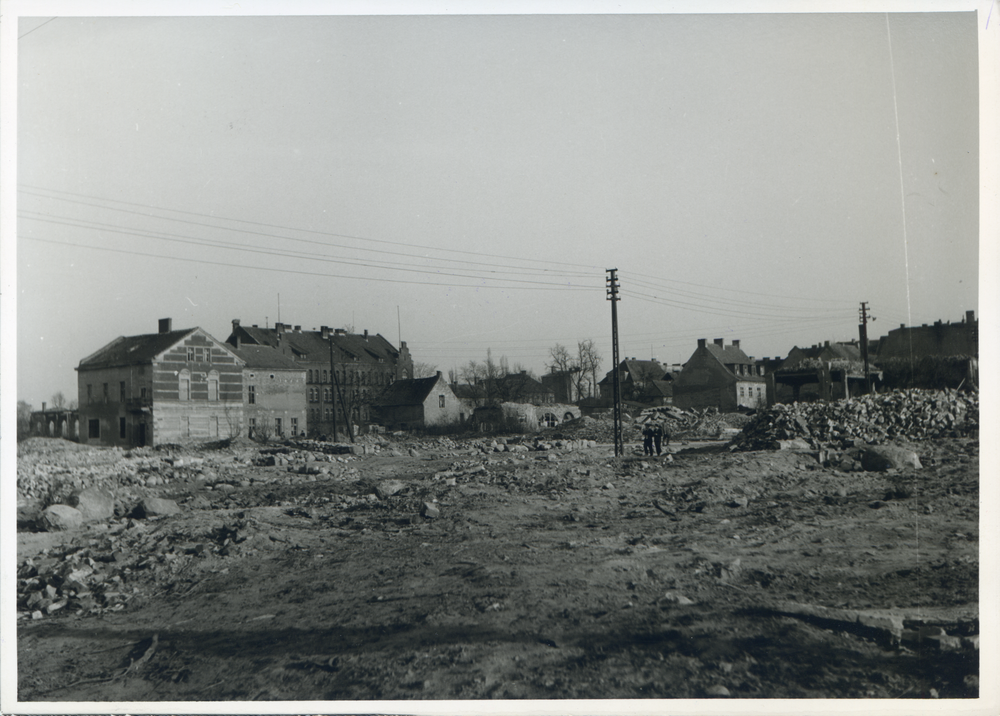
left=729, top=389, right=978, bottom=451
left=40, top=504, right=84, bottom=531
left=69, top=486, right=116, bottom=522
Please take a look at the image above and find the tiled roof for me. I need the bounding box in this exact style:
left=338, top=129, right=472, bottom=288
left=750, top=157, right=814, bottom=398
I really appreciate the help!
left=230, top=326, right=399, bottom=364
left=231, top=345, right=303, bottom=370
left=78, top=329, right=197, bottom=369
left=374, top=376, right=441, bottom=407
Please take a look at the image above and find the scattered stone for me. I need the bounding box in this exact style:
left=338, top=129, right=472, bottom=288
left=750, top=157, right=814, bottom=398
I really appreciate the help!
left=421, top=502, right=440, bottom=519
left=375, top=480, right=405, bottom=499
left=40, top=504, right=84, bottom=531
left=661, top=591, right=695, bottom=606
left=860, top=446, right=922, bottom=472
left=705, top=684, right=731, bottom=697
left=137, top=497, right=182, bottom=518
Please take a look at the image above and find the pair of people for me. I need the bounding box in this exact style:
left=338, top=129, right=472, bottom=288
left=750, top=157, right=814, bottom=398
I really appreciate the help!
left=642, top=420, right=667, bottom=456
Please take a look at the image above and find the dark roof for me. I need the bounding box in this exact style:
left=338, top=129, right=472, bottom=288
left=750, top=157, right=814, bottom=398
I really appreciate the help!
left=78, top=329, right=198, bottom=369
left=705, top=343, right=753, bottom=366
left=231, top=345, right=303, bottom=370
left=498, top=372, right=551, bottom=393
left=451, top=383, right=486, bottom=400
left=648, top=380, right=674, bottom=397
left=229, top=326, right=399, bottom=364
left=374, top=376, right=442, bottom=407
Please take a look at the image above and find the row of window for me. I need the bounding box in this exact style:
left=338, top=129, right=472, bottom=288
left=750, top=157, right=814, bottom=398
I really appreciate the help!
left=87, top=382, right=148, bottom=404
left=738, top=385, right=765, bottom=399
left=178, top=370, right=220, bottom=401
left=306, top=368, right=392, bottom=387
left=247, top=416, right=299, bottom=438
left=186, top=346, right=213, bottom=364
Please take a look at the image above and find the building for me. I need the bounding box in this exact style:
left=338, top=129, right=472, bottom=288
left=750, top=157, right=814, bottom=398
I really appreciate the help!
left=29, top=404, right=79, bottom=440
left=769, top=341, right=870, bottom=404
left=540, top=367, right=583, bottom=404
left=227, top=320, right=413, bottom=438
left=77, top=319, right=244, bottom=447
left=230, top=344, right=308, bottom=439
left=598, top=359, right=673, bottom=405
left=874, top=310, right=978, bottom=360
left=451, top=371, right=555, bottom=409
left=373, top=372, right=464, bottom=430
left=672, top=339, right=766, bottom=412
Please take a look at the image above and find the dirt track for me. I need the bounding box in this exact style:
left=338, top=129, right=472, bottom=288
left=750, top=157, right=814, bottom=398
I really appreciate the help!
left=16, top=432, right=978, bottom=701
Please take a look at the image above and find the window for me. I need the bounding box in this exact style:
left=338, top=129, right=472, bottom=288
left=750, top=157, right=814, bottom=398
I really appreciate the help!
left=323, top=369, right=328, bottom=383
left=141, top=387, right=147, bottom=400
left=208, top=371, right=219, bottom=401
left=103, top=383, right=109, bottom=402
left=439, top=395, right=446, bottom=408
left=119, top=417, right=126, bottom=439
left=324, top=388, right=331, bottom=402
left=291, top=417, right=298, bottom=435
left=308, top=369, right=313, bottom=383
left=248, top=418, right=256, bottom=438
left=206, top=349, right=212, bottom=364
left=120, top=381, right=126, bottom=401
left=87, top=384, right=93, bottom=403
left=248, top=385, right=256, bottom=404
left=88, top=419, right=100, bottom=439
left=179, top=370, right=190, bottom=401
left=187, top=347, right=195, bottom=362
left=275, top=418, right=282, bottom=436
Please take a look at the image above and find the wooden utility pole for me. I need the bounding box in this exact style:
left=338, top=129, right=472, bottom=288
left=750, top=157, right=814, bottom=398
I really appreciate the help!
left=329, top=335, right=338, bottom=440
left=607, top=269, right=623, bottom=457
left=858, top=302, right=875, bottom=394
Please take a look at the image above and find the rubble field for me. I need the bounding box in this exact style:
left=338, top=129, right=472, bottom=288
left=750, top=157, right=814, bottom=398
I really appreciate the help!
left=14, top=389, right=979, bottom=701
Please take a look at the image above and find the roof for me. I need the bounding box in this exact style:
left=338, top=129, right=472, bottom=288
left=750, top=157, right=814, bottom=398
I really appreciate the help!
left=451, top=383, right=486, bottom=400
left=231, top=345, right=303, bottom=370
left=705, top=343, right=754, bottom=366
left=374, top=376, right=442, bottom=407
left=229, top=325, right=400, bottom=364
left=78, top=329, right=198, bottom=370
left=498, top=372, right=551, bottom=393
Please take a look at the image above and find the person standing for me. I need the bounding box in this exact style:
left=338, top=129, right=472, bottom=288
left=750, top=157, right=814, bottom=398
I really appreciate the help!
left=642, top=421, right=654, bottom=456
left=652, top=421, right=664, bottom=456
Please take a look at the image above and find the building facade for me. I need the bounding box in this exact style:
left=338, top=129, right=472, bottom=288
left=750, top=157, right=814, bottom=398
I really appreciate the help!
left=231, top=344, right=308, bottom=439
left=227, top=320, right=413, bottom=438
left=373, top=372, right=463, bottom=430
left=77, top=319, right=244, bottom=447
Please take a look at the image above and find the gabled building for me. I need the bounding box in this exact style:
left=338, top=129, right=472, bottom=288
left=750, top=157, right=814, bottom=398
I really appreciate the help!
left=770, top=340, right=868, bottom=403
left=598, top=359, right=672, bottom=405
left=672, top=339, right=765, bottom=412
left=230, top=344, right=307, bottom=439
left=227, top=320, right=413, bottom=438
left=373, top=372, right=464, bottom=430
left=77, top=318, right=244, bottom=447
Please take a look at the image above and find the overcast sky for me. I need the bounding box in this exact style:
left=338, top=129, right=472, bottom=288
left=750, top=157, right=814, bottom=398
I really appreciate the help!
left=9, top=7, right=982, bottom=407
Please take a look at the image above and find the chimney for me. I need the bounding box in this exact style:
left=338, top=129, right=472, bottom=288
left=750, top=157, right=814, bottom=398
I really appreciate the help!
left=364, top=329, right=369, bottom=340
left=697, top=338, right=706, bottom=348
left=294, top=325, right=301, bottom=332
left=966, top=310, right=975, bottom=324
left=436, top=371, right=442, bottom=380
left=900, top=324, right=905, bottom=329
left=335, top=328, right=346, bottom=336
left=714, top=338, right=724, bottom=347
left=732, top=339, right=740, bottom=349
left=231, top=319, right=241, bottom=349
left=824, top=340, right=830, bottom=347
left=158, top=318, right=172, bottom=334
left=42, top=402, right=46, bottom=411
left=320, top=326, right=330, bottom=339
left=276, top=322, right=286, bottom=333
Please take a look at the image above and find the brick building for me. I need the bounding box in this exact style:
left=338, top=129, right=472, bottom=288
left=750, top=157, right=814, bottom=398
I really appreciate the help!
left=77, top=319, right=244, bottom=447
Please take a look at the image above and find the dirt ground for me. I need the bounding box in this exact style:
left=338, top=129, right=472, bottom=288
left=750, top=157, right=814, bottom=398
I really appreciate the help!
left=15, top=431, right=978, bottom=702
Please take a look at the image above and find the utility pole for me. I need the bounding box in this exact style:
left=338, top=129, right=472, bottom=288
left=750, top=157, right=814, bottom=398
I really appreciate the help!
left=858, top=302, right=875, bottom=394
left=329, top=335, right=338, bottom=441
left=606, top=269, right=623, bottom=457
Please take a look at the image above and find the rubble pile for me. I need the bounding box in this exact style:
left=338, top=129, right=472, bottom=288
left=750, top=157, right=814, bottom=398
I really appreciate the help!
left=729, top=389, right=979, bottom=451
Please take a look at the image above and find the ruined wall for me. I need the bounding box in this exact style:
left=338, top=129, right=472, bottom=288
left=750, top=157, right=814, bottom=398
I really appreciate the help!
left=876, top=320, right=977, bottom=360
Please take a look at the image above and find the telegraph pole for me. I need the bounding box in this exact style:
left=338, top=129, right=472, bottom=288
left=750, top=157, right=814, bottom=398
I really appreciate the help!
left=329, top=336, right=338, bottom=441
left=606, top=269, right=623, bottom=457
left=858, top=302, right=875, bottom=394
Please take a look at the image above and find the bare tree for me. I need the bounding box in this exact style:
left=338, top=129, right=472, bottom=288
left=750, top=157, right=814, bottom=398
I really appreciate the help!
left=50, top=392, right=66, bottom=409
left=548, top=344, right=574, bottom=374
left=577, top=339, right=602, bottom=399
left=17, top=401, right=33, bottom=441
left=412, top=361, right=439, bottom=379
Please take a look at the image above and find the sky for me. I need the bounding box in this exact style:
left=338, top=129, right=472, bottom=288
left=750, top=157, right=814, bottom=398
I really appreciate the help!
left=7, top=6, right=984, bottom=408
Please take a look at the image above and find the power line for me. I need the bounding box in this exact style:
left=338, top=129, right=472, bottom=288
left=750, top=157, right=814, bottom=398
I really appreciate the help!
left=625, top=269, right=857, bottom=306
left=19, top=184, right=602, bottom=272
left=21, top=236, right=595, bottom=292
left=19, top=211, right=595, bottom=287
